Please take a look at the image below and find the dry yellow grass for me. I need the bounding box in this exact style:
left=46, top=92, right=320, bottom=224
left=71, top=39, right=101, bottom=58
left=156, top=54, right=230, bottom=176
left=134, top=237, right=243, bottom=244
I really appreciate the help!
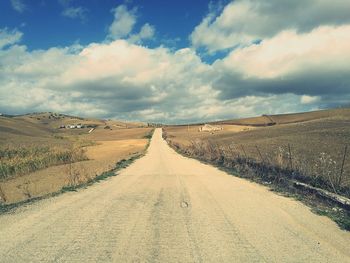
left=214, top=108, right=350, bottom=126
left=164, top=124, right=257, bottom=147
left=0, top=137, right=150, bottom=204
left=84, top=127, right=152, bottom=141
left=85, top=139, right=148, bottom=160
left=0, top=145, right=86, bottom=179
left=0, top=113, right=153, bottom=204
left=164, top=108, right=350, bottom=195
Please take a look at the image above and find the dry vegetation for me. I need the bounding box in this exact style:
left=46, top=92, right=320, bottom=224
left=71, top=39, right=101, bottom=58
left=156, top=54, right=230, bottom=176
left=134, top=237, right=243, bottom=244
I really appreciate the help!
left=0, top=112, right=153, bottom=204
left=0, top=145, right=86, bottom=179
left=164, top=108, right=350, bottom=197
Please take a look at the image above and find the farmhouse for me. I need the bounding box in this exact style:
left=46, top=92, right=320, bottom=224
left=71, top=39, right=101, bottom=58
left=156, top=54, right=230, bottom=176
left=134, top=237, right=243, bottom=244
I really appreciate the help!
left=66, top=124, right=84, bottom=129
left=198, top=124, right=223, bottom=132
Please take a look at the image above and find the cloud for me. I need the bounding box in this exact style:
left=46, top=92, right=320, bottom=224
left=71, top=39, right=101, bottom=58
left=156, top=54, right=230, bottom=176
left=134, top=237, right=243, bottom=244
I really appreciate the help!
left=129, top=23, right=155, bottom=44
left=62, top=7, right=88, bottom=22
left=107, top=5, right=156, bottom=44
left=0, top=28, right=23, bottom=49
left=10, top=0, right=26, bottom=13
left=212, top=25, right=350, bottom=108
left=59, top=0, right=88, bottom=22
left=138, top=23, right=155, bottom=40
left=217, top=25, right=350, bottom=78
left=1, top=1, right=350, bottom=123
left=301, top=95, right=320, bottom=105
left=191, top=0, right=350, bottom=53
left=0, top=31, right=222, bottom=123
left=1, top=22, right=349, bottom=123
left=108, top=5, right=137, bottom=40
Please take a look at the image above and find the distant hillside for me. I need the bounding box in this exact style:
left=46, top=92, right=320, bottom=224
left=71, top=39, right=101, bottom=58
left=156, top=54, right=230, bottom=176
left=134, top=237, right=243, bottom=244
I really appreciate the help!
left=0, top=112, right=147, bottom=145
left=16, top=112, right=99, bottom=128
left=0, top=115, right=52, bottom=139
left=12, top=112, right=146, bottom=129
left=213, top=108, right=350, bottom=127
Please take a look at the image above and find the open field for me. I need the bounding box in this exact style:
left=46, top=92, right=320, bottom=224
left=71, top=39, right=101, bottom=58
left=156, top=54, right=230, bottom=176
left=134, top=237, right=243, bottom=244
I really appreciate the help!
left=213, top=108, right=350, bottom=126
left=14, top=112, right=146, bottom=130
left=164, top=108, right=350, bottom=197
left=0, top=113, right=153, bottom=204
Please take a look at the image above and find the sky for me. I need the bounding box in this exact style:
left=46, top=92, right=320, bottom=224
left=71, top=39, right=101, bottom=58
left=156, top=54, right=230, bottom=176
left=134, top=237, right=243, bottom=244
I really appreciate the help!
left=0, top=0, right=349, bottom=124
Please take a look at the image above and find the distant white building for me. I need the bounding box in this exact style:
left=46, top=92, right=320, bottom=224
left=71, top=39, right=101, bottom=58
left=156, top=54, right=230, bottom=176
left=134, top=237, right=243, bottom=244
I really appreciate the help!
left=198, top=124, right=223, bottom=132
left=66, top=124, right=84, bottom=129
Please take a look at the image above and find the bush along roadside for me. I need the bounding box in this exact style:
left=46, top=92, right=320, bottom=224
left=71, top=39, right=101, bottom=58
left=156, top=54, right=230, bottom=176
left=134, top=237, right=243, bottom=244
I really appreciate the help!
left=0, top=129, right=155, bottom=214
left=163, top=131, right=350, bottom=231
left=143, top=128, right=155, bottom=139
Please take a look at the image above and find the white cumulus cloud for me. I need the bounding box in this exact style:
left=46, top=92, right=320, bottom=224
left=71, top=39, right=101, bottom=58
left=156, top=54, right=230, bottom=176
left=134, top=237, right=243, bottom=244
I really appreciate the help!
left=108, top=5, right=137, bottom=40
left=107, top=5, right=156, bottom=44
left=191, top=0, right=350, bottom=53
left=0, top=28, right=23, bottom=49
left=129, top=23, right=155, bottom=44
left=217, top=25, right=350, bottom=79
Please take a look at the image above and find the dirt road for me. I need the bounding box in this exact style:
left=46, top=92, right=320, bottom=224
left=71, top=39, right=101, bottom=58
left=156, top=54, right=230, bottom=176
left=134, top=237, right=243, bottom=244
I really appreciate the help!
left=1, top=128, right=350, bottom=262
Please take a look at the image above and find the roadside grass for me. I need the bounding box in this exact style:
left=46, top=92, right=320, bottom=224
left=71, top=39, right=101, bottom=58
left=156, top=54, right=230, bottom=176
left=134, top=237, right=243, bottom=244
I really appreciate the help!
left=163, top=129, right=350, bottom=231
left=163, top=116, right=350, bottom=196
left=0, top=154, right=142, bottom=214
left=0, top=128, right=155, bottom=214
left=0, top=145, right=87, bottom=180
left=0, top=145, right=87, bottom=179
left=143, top=128, right=155, bottom=139
left=61, top=155, right=140, bottom=193
left=52, top=129, right=154, bottom=193
left=312, top=207, right=350, bottom=231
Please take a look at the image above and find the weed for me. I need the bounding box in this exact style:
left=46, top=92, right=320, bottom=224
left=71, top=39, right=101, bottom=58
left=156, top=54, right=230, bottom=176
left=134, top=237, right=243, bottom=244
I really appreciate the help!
left=0, top=185, right=6, bottom=203
left=165, top=135, right=350, bottom=231
left=143, top=129, right=155, bottom=139
left=0, top=145, right=87, bottom=179
left=313, top=207, right=350, bottom=231
left=0, top=127, right=154, bottom=213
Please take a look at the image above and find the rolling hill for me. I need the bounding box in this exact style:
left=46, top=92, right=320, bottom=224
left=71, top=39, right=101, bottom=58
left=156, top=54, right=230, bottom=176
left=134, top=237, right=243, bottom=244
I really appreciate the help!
left=0, top=112, right=148, bottom=146
left=213, top=108, right=350, bottom=126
